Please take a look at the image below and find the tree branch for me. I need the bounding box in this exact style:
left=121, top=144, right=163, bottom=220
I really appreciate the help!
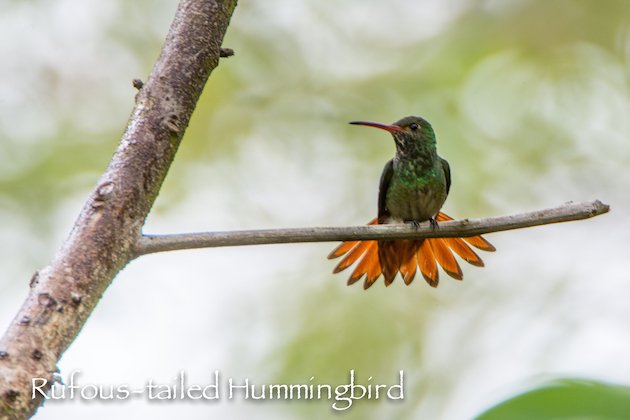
left=134, top=200, right=609, bottom=256
left=0, top=0, right=237, bottom=417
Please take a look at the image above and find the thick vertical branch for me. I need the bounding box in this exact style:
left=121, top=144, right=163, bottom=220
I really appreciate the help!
left=0, top=0, right=237, bottom=417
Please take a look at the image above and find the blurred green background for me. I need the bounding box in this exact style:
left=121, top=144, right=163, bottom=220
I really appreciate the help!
left=1, top=0, right=629, bottom=419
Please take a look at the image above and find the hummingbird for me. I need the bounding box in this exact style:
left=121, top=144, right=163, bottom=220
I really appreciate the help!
left=328, top=116, right=495, bottom=289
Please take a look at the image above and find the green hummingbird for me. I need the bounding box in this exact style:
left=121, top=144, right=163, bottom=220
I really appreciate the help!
left=328, top=116, right=495, bottom=289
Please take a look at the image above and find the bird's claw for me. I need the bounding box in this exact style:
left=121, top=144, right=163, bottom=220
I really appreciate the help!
left=406, top=219, right=437, bottom=230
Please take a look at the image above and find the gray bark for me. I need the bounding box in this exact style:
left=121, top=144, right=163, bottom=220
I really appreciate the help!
left=0, top=0, right=237, bottom=417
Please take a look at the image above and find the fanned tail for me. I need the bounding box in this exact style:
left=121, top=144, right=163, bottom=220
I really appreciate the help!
left=327, top=212, right=495, bottom=288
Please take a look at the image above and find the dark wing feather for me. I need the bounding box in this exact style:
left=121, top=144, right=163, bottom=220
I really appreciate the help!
left=440, top=157, right=451, bottom=196
left=378, top=159, right=394, bottom=222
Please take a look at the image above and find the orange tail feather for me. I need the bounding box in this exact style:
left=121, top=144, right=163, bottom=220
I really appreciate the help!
left=417, top=239, right=439, bottom=286
left=332, top=241, right=371, bottom=273
left=399, top=244, right=419, bottom=285
left=463, top=236, right=496, bottom=252
left=363, top=244, right=383, bottom=289
left=347, top=241, right=380, bottom=287
left=328, top=212, right=495, bottom=288
left=378, top=241, right=400, bottom=286
left=444, top=237, right=484, bottom=267
left=428, top=238, right=463, bottom=280
left=327, top=240, right=359, bottom=260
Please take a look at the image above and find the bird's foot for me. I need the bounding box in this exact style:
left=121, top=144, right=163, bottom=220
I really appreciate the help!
left=408, top=220, right=421, bottom=230
left=405, top=219, right=438, bottom=230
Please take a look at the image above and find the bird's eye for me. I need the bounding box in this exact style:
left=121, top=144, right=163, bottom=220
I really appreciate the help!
left=409, top=123, right=418, bottom=131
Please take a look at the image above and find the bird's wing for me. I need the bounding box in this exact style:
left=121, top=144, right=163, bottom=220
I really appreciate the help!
left=377, top=159, right=394, bottom=222
left=440, top=157, right=451, bottom=196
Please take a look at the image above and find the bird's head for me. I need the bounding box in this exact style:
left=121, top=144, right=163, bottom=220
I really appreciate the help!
left=349, top=116, right=435, bottom=152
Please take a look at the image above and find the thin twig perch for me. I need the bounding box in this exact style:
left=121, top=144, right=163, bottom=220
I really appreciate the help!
left=134, top=200, right=609, bottom=257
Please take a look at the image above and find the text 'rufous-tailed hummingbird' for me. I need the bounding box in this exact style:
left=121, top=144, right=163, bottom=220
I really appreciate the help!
left=328, top=116, right=495, bottom=289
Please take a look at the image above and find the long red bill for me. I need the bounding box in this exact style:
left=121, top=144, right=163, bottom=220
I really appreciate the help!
left=349, top=121, right=403, bottom=133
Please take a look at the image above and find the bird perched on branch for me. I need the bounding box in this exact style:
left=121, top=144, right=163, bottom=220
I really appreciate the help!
left=328, top=116, right=495, bottom=289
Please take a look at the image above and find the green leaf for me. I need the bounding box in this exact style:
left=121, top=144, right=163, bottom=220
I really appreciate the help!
left=476, top=379, right=630, bottom=420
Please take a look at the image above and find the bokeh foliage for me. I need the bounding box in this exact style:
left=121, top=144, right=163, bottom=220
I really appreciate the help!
left=1, top=1, right=629, bottom=419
